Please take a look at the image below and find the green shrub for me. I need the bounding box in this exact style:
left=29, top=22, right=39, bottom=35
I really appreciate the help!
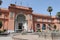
left=37, top=29, right=41, bottom=32
left=3, top=29, right=7, bottom=32
left=0, top=30, right=3, bottom=33
left=0, top=30, right=2, bottom=33
left=0, top=21, right=2, bottom=29
left=0, top=29, right=7, bottom=33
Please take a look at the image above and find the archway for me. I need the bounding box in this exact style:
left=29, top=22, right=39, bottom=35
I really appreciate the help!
left=15, top=14, right=28, bottom=32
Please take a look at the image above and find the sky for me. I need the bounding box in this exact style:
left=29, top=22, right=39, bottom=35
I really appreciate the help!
left=1, top=0, right=60, bottom=16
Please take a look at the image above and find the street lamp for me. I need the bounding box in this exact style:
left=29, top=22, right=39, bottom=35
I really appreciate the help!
left=47, top=6, right=53, bottom=40
left=47, top=6, right=53, bottom=18
left=47, top=6, right=53, bottom=25
left=47, top=6, right=53, bottom=30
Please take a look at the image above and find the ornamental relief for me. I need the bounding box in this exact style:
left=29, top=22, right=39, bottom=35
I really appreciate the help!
left=9, top=12, right=14, bottom=19
left=27, top=14, right=32, bottom=20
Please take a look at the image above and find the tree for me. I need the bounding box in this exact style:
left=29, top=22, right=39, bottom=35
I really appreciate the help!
left=0, top=0, right=2, bottom=5
left=56, top=12, right=60, bottom=18
left=0, top=21, right=2, bottom=29
left=56, top=12, right=60, bottom=24
left=47, top=6, right=53, bottom=17
left=0, top=0, right=2, bottom=33
left=0, top=0, right=2, bottom=14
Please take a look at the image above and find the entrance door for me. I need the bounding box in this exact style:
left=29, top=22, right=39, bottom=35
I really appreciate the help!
left=18, top=23, right=23, bottom=32
left=15, top=14, right=28, bottom=32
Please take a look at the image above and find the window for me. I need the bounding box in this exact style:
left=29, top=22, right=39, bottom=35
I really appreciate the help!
left=37, top=24, right=40, bottom=28
left=42, top=24, right=46, bottom=30
left=36, top=24, right=41, bottom=32
left=37, top=17, right=40, bottom=21
left=34, top=17, right=40, bottom=21
left=48, top=19, right=51, bottom=22
left=17, top=14, right=26, bottom=21
left=42, top=19, right=46, bottom=22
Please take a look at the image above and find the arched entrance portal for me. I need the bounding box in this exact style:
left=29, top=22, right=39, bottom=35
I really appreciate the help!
left=15, top=14, right=28, bottom=32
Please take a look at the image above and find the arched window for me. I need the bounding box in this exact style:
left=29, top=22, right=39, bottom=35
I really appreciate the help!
left=36, top=24, right=40, bottom=32
left=37, top=24, right=40, bottom=28
left=17, top=14, right=26, bottom=22
left=42, top=24, right=46, bottom=30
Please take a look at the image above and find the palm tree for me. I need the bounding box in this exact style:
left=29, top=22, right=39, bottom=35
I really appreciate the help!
left=0, top=0, right=2, bottom=5
left=56, top=12, right=60, bottom=23
left=0, top=0, right=2, bottom=15
left=47, top=6, right=53, bottom=17
left=56, top=12, right=60, bottom=18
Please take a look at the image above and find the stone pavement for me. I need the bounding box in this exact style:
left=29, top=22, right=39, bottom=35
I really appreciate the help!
left=13, top=34, right=52, bottom=40
left=12, top=32, right=60, bottom=40
left=0, top=36, right=12, bottom=40
left=0, top=32, right=60, bottom=40
left=0, top=33, right=15, bottom=40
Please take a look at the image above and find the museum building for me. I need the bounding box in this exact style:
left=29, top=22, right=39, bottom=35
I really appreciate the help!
left=0, top=4, right=60, bottom=33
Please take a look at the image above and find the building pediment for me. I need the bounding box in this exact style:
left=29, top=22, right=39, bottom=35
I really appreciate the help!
left=9, top=4, right=33, bottom=12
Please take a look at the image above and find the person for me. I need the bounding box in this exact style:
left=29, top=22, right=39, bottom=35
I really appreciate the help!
left=30, top=26, right=33, bottom=32
left=22, top=26, right=24, bottom=31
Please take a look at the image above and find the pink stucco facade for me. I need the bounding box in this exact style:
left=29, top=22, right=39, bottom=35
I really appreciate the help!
left=0, top=4, right=60, bottom=32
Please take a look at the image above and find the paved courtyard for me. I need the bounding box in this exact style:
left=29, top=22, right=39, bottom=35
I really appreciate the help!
left=0, top=32, right=60, bottom=40
left=0, top=36, right=12, bottom=40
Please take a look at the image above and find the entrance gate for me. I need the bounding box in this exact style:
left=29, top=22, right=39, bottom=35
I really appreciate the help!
left=15, top=14, right=28, bottom=32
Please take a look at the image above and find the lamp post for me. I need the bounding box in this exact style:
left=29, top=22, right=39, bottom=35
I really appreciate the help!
left=47, top=6, right=53, bottom=18
left=47, top=6, right=53, bottom=40
left=47, top=6, right=53, bottom=26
